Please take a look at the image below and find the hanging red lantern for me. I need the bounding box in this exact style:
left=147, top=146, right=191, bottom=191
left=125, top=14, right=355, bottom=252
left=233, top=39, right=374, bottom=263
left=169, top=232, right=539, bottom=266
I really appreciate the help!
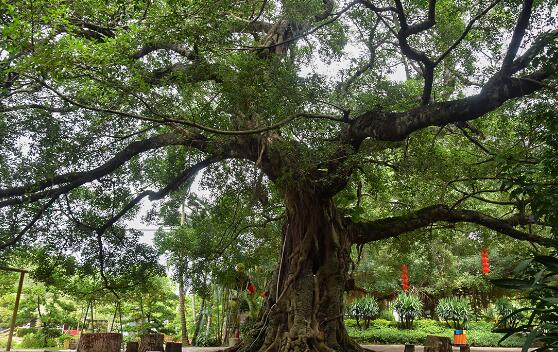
left=481, top=248, right=490, bottom=274
left=247, top=282, right=256, bottom=294
left=401, top=264, right=409, bottom=291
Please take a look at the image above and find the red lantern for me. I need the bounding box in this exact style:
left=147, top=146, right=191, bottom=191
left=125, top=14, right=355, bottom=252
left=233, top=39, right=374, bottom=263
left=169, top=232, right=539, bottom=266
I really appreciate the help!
left=247, top=282, right=256, bottom=294
left=481, top=248, right=490, bottom=274
left=402, top=264, right=409, bottom=291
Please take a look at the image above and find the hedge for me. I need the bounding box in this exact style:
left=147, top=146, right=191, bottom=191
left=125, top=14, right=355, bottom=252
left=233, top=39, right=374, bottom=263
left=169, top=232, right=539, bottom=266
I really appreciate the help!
left=345, top=319, right=526, bottom=347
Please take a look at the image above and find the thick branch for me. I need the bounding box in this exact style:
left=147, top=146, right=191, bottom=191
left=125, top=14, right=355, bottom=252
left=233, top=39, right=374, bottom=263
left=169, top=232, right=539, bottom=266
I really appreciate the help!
left=390, top=0, right=436, bottom=104
left=131, top=43, right=195, bottom=60
left=501, top=0, right=534, bottom=74
left=351, top=204, right=552, bottom=246
left=348, top=61, right=556, bottom=143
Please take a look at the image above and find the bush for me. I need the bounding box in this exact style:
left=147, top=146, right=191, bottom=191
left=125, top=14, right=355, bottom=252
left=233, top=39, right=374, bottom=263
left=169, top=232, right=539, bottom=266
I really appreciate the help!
left=393, top=293, right=423, bottom=329
left=19, top=331, right=56, bottom=348
left=349, top=296, right=380, bottom=329
left=436, top=297, right=472, bottom=330
left=194, top=333, right=221, bottom=347
left=58, top=333, right=77, bottom=346
left=378, top=307, right=395, bottom=321
left=16, top=327, right=38, bottom=337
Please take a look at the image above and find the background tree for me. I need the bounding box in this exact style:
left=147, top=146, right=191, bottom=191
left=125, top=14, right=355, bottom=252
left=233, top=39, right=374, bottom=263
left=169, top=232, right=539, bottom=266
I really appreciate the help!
left=1, top=0, right=557, bottom=351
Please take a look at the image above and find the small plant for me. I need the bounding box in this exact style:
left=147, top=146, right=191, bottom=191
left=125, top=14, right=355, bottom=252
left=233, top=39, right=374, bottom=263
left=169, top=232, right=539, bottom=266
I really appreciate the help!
left=393, top=293, right=423, bottom=329
left=349, top=296, right=380, bottom=329
left=435, top=297, right=472, bottom=330
left=494, top=298, right=523, bottom=329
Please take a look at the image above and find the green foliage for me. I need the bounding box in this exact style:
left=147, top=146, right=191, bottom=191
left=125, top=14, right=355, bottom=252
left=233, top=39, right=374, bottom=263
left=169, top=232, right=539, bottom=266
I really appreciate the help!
left=18, top=330, right=60, bottom=348
left=393, top=293, right=423, bottom=330
left=493, top=250, right=558, bottom=350
left=436, top=297, right=472, bottom=330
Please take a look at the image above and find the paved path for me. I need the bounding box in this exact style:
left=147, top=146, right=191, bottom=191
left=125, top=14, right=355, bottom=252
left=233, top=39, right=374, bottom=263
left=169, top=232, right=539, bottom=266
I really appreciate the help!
left=362, top=345, right=527, bottom=352
left=0, top=345, right=528, bottom=352
left=180, top=346, right=527, bottom=352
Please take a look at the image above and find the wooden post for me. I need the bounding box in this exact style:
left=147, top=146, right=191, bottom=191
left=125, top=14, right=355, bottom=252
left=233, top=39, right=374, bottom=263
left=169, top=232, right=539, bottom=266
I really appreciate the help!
left=126, top=341, right=139, bottom=352
left=139, top=333, right=164, bottom=352
left=165, top=342, right=182, bottom=352
left=77, top=332, right=122, bottom=352
left=6, top=270, right=26, bottom=351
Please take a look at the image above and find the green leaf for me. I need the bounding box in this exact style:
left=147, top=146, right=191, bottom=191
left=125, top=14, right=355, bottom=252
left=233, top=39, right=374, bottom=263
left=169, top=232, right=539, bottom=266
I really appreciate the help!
left=491, top=279, right=533, bottom=290
left=534, top=256, right=558, bottom=271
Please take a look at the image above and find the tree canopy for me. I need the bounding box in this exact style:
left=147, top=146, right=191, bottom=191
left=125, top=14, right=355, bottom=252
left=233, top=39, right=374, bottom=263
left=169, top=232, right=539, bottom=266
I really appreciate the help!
left=1, top=0, right=557, bottom=351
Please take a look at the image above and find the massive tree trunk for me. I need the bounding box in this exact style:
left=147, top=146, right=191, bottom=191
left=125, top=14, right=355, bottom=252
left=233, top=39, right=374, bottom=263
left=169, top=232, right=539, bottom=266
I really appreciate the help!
left=243, top=189, right=361, bottom=352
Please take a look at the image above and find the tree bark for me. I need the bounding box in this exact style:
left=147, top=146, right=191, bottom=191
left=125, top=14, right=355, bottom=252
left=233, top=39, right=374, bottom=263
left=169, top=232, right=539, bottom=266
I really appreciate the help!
left=242, top=189, right=362, bottom=352
left=139, top=333, right=164, bottom=352
left=77, top=333, right=122, bottom=352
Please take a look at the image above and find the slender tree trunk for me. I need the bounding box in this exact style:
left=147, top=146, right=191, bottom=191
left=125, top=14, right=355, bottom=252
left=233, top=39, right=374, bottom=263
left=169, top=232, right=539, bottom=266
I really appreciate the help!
left=192, top=297, right=206, bottom=345
left=242, top=189, right=362, bottom=352
left=178, top=263, right=190, bottom=345
left=192, top=294, right=196, bottom=324
left=206, top=297, right=213, bottom=337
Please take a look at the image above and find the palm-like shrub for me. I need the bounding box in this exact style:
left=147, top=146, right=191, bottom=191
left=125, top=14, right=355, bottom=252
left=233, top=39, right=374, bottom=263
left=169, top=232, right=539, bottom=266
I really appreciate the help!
left=435, top=297, right=472, bottom=330
left=494, top=298, right=523, bottom=329
left=349, top=296, right=380, bottom=329
left=393, top=293, right=423, bottom=329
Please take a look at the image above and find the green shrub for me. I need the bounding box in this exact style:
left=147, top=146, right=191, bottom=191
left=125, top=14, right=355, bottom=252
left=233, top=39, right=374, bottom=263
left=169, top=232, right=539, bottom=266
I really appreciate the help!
left=494, top=298, right=523, bottom=329
left=436, top=297, right=472, bottom=330
left=393, top=293, right=423, bottom=329
left=194, top=333, right=221, bottom=347
left=378, top=307, right=395, bottom=321
left=349, top=296, right=380, bottom=329
left=369, top=319, right=398, bottom=329
left=414, top=319, right=446, bottom=334
left=18, top=331, right=56, bottom=348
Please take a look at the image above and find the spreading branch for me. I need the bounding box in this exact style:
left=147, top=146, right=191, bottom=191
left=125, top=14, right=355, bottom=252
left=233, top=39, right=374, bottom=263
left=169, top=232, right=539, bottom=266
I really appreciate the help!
left=0, top=133, right=207, bottom=205
left=94, top=156, right=220, bottom=235
left=350, top=204, right=553, bottom=246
